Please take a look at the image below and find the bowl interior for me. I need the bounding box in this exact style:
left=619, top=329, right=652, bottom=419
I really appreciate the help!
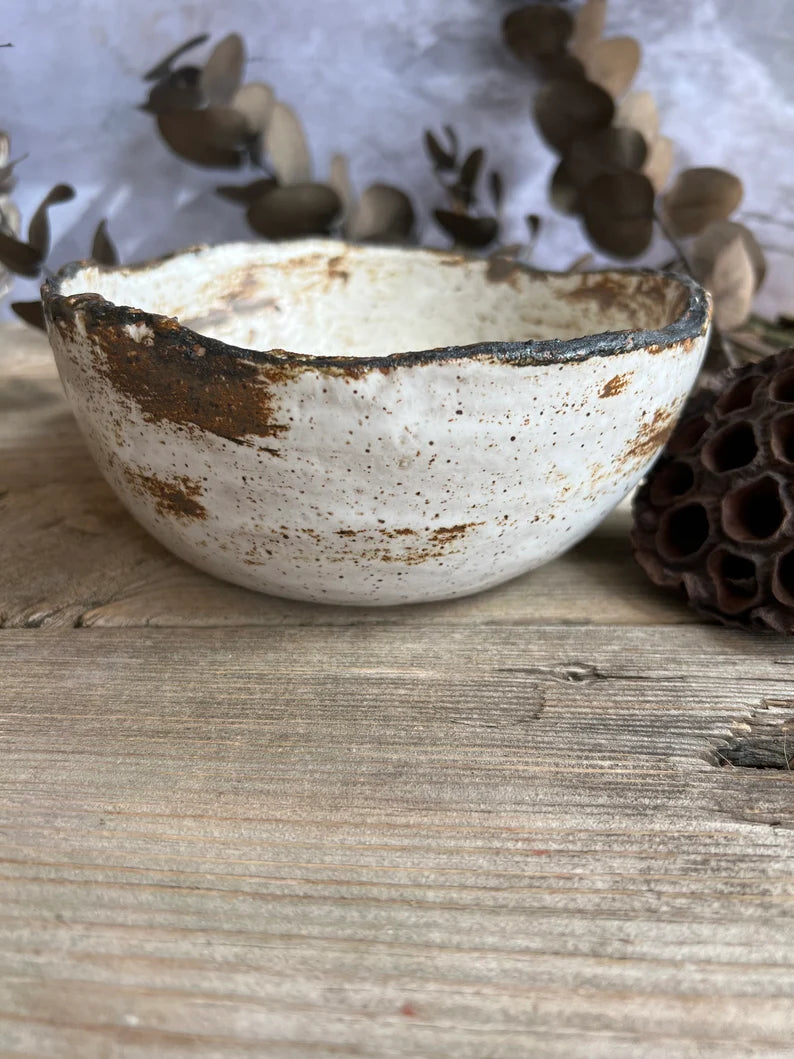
left=56, top=240, right=692, bottom=359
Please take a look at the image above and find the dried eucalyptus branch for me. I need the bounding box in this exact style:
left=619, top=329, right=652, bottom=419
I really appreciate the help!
left=423, top=126, right=504, bottom=251
left=501, top=0, right=766, bottom=356
left=141, top=32, right=415, bottom=246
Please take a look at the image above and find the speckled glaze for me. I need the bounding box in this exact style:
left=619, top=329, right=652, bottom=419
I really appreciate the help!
left=42, top=239, right=711, bottom=605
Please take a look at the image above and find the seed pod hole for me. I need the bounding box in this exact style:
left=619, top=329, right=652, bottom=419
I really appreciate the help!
left=657, top=502, right=710, bottom=561
left=714, top=374, right=761, bottom=415
left=771, top=367, right=794, bottom=403
left=702, top=421, right=758, bottom=473
left=722, top=475, right=785, bottom=542
left=771, top=413, right=794, bottom=464
left=667, top=414, right=708, bottom=455
left=707, top=547, right=760, bottom=614
left=772, top=548, right=794, bottom=607
left=648, top=459, right=695, bottom=506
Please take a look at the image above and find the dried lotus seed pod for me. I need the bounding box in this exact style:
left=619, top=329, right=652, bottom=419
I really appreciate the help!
left=631, top=347, right=794, bottom=632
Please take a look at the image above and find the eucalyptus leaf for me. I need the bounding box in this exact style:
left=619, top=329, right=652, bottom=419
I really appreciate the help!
left=246, top=183, right=340, bottom=238
left=27, top=184, right=75, bottom=257
left=460, top=148, right=485, bottom=194
left=201, top=33, right=245, bottom=106
left=565, top=126, right=647, bottom=188
left=703, top=234, right=756, bottom=331
left=0, top=133, right=18, bottom=192
left=535, top=52, right=586, bottom=80
left=434, top=210, right=499, bottom=249
left=424, top=129, right=455, bottom=170
left=615, top=90, right=659, bottom=145
left=0, top=154, right=26, bottom=194
left=581, top=170, right=654, bottom=257
left=143, top=34, right=209, bottom=81
left=443, top=125, right=459, bottom=160
left=91, top=219, right=119, bottom=266
left=448, top=148, right=485, bottom=211
left=662, top=167, right=743, bottom=236
left=550, top=160, right=580, bottom=214
left=232, top=82, right=275, bottom=136
left=347, top=184, right=414, bottom=243
left=0, top=200, right=20, bottom=238
left=502, top=4, right=574, bottom=63
left=265, top=102, right=312, bottom=184
left=216, top=178, right=278, bottom=204
left=157, top=108, right=247, bottom=167
left=584, top=36, right=641, bottom=100
left=569, top=0, right=606, bottom=61
left=489, top=170, right=504, bottom=211
left=141, top=66, right=205, bottom=113
left=692, top=220, right=766, bottom=292
left=534, top=78, right=614, bottom=152
left=0, top=232, right=43, bottom=277
left=643, top=135, right=674, bottom=192
left=11, top=299, right=46, bottom=330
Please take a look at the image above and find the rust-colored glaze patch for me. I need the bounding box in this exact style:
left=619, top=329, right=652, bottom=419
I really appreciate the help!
left=336, top=526, right=418, bottom=539
left=124, top=468, right=207, bottom=521
left=325, top=523, right=480, bottom=564
left=566, top=273, right=626, bottom=314
left=567, top=273, right=672, bottom=320
left=621, top=407, right=676, bottom=467
left=376, top=548, right=458, bottom=565
left=599, top=372, right=632, bottom=398
left=75, top=309, right=294, bottom=444
left=430, top=521, right=484, bottom=543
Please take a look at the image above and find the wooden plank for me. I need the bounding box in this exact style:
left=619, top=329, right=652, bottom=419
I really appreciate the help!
left=0, top=626, right=793, bottom=1056
left=0, top=322, right=693, bottom=629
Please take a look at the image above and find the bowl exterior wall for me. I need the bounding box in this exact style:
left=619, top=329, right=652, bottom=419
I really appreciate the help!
left=46, top=299, right=707, bottom=605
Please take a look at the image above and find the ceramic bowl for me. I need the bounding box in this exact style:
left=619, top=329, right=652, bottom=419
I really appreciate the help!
left=42, top=239, right=711, bottom=605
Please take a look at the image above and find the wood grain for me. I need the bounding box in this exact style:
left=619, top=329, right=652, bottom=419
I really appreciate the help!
left=1, top=627, right=794, bottom=1057
left=0, top=322, right=692, bottom=629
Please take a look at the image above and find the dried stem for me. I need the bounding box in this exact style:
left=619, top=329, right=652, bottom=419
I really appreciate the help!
left=653, top=209, right=693, bottom=274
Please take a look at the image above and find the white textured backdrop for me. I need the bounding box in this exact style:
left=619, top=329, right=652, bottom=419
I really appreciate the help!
left=2, top=0, right=793, bottom=315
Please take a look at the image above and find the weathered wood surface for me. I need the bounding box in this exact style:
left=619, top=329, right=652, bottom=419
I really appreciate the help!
left=2, top=323, right=794, bottom=1057
left=0, top=322, right=692, bottom=628
left=1, top=627, right=794, bottom=1058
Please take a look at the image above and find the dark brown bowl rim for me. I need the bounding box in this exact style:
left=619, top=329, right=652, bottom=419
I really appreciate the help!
left=41, top=240, right=712, bottom=372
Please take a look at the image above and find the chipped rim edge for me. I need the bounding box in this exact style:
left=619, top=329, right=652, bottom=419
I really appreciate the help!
left=41, top=240, right=713, bottom=372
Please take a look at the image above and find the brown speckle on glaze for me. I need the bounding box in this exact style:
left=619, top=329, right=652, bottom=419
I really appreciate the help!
left=124, top=468, right=207, bottom=521
left=600, top=373, right=633, bottom=398
left=621, top=407, right=677, bottom=466
left=429, top=522, right=485, bottom=543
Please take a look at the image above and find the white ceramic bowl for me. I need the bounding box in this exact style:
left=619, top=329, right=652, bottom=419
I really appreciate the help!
left=42, top=239, right=711, bottom=605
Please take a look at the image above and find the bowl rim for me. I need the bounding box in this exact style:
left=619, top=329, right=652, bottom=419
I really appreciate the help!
left=42, top=239, right=712, bottom=371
